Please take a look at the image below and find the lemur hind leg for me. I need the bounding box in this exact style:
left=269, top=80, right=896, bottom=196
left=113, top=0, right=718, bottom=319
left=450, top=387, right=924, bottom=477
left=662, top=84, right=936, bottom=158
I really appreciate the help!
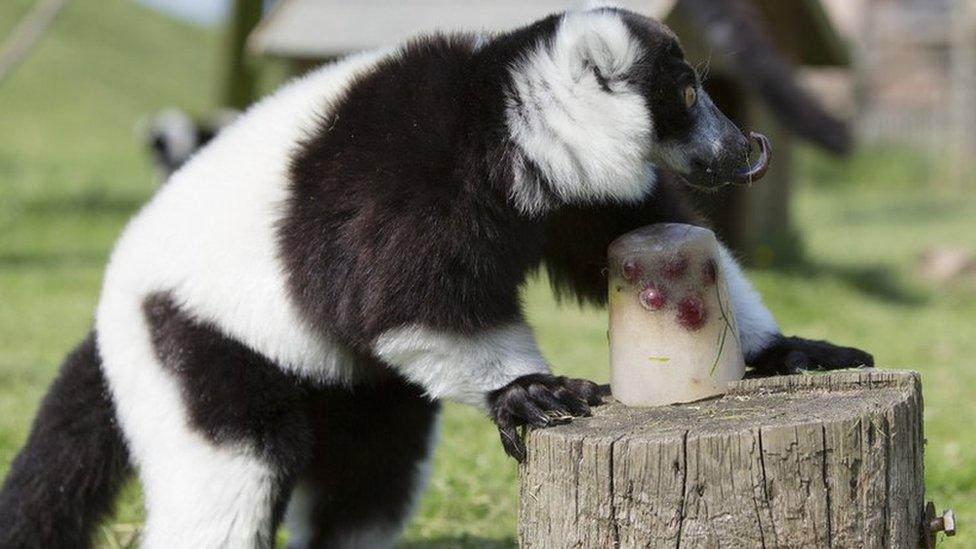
left=137, top=292, right=312, bottom=548
left=284, top=366, right=440, bottom=549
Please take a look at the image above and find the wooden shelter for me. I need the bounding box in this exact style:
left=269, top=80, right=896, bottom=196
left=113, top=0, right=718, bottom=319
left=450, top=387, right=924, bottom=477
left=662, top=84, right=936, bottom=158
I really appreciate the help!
left=247, top=0, right=852, bottom=261
left=840, top=0, right=976, bottom=159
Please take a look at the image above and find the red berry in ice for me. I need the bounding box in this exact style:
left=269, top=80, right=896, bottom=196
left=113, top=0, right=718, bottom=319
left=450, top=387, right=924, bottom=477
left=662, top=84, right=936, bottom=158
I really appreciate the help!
left=662, top=254, right=689, bottom=279
left=639, top=283, right=667, bottom=310
left=702, top=258, right=717, bottom=285
left=677, top=295, right=707, bottom=330
left=621, top=258, right=642, bottom=282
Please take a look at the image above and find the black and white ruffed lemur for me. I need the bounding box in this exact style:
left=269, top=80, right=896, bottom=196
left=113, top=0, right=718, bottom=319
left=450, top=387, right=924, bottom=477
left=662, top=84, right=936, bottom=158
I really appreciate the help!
left=0, top=4, right=873, bottom=548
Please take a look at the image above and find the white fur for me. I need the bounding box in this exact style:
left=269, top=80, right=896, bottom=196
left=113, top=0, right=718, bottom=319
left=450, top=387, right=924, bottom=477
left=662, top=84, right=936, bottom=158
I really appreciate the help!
left=96, top=49, right=394, bottom=546
left=717, top=244, right=779, bottom=357
left=372, top=323, right=550, bottom=408
left=506, top=10, right=655, bottom=215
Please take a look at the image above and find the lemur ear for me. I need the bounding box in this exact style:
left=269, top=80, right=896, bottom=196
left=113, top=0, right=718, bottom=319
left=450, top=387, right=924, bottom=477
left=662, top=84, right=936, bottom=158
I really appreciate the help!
left=556, top=10, right=638, bottom=83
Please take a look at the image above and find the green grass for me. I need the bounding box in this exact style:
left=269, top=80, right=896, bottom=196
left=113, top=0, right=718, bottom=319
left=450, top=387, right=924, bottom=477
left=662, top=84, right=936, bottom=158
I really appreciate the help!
left=1, top=1, right=974, bottom=547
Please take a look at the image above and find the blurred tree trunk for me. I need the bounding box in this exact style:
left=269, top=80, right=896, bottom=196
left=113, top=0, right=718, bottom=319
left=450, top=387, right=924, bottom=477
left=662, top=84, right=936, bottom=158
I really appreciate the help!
left=693, top=76, right=799, bottom=265
left=220, top=0, right=263, bottom=109
left=693, top=76, right=750, bottom=254
left=0, top=0, right=67, bottom=85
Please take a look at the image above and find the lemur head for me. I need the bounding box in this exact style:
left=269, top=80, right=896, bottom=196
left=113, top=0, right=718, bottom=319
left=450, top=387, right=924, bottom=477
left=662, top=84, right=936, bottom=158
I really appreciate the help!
left=502, top=4, right=770, bottom=215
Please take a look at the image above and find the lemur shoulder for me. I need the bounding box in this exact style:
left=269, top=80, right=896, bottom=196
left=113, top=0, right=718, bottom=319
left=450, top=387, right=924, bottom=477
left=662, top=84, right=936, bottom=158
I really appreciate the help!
left=0, top=5, right=872, bottom=548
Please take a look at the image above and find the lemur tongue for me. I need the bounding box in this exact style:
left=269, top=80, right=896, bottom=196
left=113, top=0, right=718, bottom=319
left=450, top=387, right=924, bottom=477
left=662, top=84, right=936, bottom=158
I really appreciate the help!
left=732, top=132, right=772, bottom=185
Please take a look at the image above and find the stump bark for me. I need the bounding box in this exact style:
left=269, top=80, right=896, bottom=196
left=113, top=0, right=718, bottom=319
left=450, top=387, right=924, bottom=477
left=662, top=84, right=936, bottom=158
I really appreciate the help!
left=519, top=370, right=925, bottom=548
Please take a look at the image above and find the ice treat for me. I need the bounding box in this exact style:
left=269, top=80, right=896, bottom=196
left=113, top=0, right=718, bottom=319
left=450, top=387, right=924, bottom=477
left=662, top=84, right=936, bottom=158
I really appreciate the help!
left=608, top=224, right=745, bottom=407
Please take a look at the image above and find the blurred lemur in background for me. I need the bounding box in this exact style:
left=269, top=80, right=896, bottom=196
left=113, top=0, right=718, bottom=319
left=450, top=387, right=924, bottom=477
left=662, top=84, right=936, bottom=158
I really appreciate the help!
left=142, top=108, right=238, bottom=181
left=0, top=3, right=873, bottom=548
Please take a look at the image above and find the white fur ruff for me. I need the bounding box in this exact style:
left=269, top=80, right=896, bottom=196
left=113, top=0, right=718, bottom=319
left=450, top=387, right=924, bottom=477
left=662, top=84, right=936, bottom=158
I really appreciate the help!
left=372, top=323, right=551, bottom=408
left=506, top=10, right=656, bottom=215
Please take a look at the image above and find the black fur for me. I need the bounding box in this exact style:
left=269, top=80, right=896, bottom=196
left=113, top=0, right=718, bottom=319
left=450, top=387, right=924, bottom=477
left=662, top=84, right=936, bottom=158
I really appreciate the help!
left=618, top=16, right=697, bottom=143
left=292, top=365, right=440, bottom=546
left=280, top=33, right=549, bottom=349
left=279, top=14, right=699, bottom=348
left=0, top=333, right=130, bottom=549
left=542, top=170, right=705, bottom=306
left=143, top=291, right=311, bottom=477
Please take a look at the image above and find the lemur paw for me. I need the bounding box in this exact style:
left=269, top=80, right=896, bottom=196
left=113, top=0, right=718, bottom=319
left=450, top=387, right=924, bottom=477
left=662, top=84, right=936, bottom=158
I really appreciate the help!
left=487, top=374, right=609, bottom=462
left=748, top=335, right=874, bottom=377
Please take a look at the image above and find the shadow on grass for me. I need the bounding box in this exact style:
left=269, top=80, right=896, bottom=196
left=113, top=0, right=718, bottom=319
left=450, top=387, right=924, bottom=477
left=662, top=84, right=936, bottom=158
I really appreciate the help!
left=0, top=250, right=108, bottom=269
left=23, top=190, right=147, bottom=217
left=399, top=537, right=516, bottom=549
left=773, top=259, right=927, bottom=307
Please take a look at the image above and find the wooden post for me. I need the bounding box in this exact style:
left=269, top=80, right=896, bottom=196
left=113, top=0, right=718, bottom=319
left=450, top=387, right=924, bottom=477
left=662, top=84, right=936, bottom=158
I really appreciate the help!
left=220, top=0, right=263, bottom=109
left=519, top=370, right=925, bottom=547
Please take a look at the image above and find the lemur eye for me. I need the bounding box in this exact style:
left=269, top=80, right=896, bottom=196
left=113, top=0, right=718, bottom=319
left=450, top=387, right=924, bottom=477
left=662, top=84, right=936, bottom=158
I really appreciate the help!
left=684, top=86, right=698, bottom=109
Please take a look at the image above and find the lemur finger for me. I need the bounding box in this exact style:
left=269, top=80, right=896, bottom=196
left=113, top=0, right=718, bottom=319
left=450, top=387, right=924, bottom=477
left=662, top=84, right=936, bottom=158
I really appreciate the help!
left=784, top=336, right=875, bottom=370
left=566, top=378, right=608, bottom=405
left=784, top=350, right=812, bottom=375
left=513, top=399, right=553, bottom=428
left=492, top=407, right=527, bottom=462
left=810, top=344, right=874, bottom=370
left=554, top=387, right=591, bottom=417
left=527, top=384, right=572, bottom=419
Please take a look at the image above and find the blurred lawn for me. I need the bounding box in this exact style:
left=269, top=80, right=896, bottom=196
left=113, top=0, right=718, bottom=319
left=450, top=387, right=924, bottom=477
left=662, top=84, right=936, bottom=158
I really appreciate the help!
left=1, top=0, right=974, bottom=547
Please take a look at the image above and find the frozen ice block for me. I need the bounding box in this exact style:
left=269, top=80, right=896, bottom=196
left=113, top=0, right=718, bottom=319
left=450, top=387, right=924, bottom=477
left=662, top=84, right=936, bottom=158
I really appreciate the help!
left=608, top=224, right=745, bottom=407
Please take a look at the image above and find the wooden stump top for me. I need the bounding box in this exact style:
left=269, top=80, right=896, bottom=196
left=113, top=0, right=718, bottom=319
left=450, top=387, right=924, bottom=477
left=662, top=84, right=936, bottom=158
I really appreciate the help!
left=519, top=369, right=925, bottom=548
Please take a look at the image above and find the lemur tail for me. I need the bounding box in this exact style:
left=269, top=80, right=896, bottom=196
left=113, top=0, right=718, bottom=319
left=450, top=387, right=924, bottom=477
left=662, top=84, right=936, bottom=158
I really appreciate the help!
left=0, top=332, right=130, bottom=548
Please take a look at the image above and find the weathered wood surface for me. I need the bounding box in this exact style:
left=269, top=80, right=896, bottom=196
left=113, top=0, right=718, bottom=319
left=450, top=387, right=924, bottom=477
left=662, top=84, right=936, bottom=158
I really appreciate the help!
left=519, top=370, right=925, bottom=548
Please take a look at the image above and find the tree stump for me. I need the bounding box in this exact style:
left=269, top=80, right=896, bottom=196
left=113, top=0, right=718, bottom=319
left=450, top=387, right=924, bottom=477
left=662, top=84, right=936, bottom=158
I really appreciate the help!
left=519, top=370, right=925, bottom=548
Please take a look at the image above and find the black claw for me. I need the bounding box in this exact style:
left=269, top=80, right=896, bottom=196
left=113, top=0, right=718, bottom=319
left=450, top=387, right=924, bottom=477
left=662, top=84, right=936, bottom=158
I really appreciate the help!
left=498, top=425, right=526, bottom=462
